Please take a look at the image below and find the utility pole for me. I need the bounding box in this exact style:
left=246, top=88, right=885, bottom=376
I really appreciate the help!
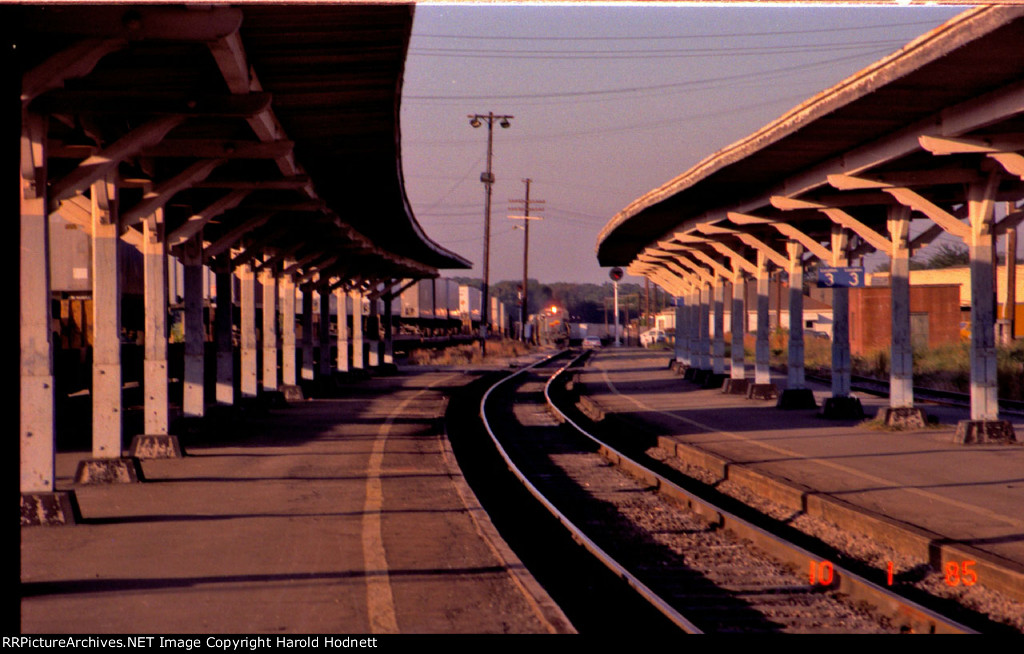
left=509, top=178, right=544, bottom=342
left=468, top=112, right=512, bottom=356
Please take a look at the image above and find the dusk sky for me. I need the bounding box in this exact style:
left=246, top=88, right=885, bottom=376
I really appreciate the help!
left=399, top=2, right=969, bottom=287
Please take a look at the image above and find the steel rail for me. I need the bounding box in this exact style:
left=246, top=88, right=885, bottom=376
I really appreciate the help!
left=545, top=353, right=979, bottom=635
left=479, top=349, right=704, bottom=634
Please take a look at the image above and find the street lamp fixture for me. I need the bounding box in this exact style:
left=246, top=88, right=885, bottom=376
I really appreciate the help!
left=467, top=112, right=513, bottom=357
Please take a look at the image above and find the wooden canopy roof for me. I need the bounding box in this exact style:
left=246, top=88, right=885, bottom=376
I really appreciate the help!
left=19, top=3, right=470, bottom=284
left=597, top=5, right=1024, bottom=281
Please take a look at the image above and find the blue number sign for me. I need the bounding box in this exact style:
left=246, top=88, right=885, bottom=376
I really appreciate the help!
left=817, top=266, right=865, bottom=288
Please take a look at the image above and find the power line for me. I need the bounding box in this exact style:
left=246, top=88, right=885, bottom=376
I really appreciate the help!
left=411, top=19, right=948, bottom=41
left=408, top=39, right=906, bottom=60
left=404, top=47, right=896, bottom=102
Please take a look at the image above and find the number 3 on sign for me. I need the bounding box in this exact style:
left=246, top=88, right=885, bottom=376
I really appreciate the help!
left=944, top=560, right=978, bottom=586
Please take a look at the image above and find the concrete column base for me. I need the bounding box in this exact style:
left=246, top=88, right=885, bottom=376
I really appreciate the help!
left=747, top=383, right=778, bottom=400
left=682, top=366, right=698, bottom=381
left=777, top=388, right=817, bottom=410
left=129, top=434, right=185, bottom=459
left=21, top=491, right=81, bottom=526
left=258, top=389, right=289, bottom=408
left=722, top=378, right=749, bottom=395
left=281, top=384, right=305, bottom=402
left=878, top=407, right=929, bottom=429
left=74, top=457, right=145, bottom=484
left=671, top=362, right=689, bottom=376
left=954, top=420, right=1017, bottom=444
left=690, top=369, right=711, bottom=385
left=822, top=396, right=864, bottom=420
left=702, top=372, right=728, bottom=389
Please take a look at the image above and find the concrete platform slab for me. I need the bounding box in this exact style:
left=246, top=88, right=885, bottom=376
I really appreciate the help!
left=577, top=349, right=1024, bottom=603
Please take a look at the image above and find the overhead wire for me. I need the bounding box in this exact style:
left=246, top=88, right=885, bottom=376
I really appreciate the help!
left=403, top=45, right=900, bottom=103
left=408, top=38, right=907, bottom=60
left=410, top=18, right=949, bottom=41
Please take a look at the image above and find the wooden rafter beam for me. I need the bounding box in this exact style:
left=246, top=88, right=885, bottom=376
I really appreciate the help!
left=919, top=133, right=1024, bottom=155
left=252, top=242, right=304, bottom=274
left=884, top=188, right=971, bottom=240
left=22, top=39, right=124, bottom=106
left=827, top=169, right=983, bottom=190
left=706, top=240, right=758, bottom=276
left=684, top=248, right=732, bottom=279
left=191, top=175, right=310, bottom=190
left=230, top=224, right=292, bottom=269
left=167, top=189, right=250, bottom=248
left=817, top=207, right=893, bottom=253
left=30, top=91, right=272, bottom=118
left=141, top=139, right=294, bottom=159
left=121, top=159, right=225, bottom=226
left=48, top=116, right=184, bottom=203
left=203, top=212, right=273, bottom=260
left=22, top=6, right=243, bottom=40
left=665, top=253, right=714, bottom=285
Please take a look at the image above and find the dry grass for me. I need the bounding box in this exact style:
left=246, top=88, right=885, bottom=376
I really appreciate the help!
left=742, top=329, right=1024, bottom=401
left=406, top=339, right=536, bottom=366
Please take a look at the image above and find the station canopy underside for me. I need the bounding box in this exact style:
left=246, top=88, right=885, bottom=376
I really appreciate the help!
left=20, top=3, right=469, bottom=284
left=597, top=5, right=1024, bottom=280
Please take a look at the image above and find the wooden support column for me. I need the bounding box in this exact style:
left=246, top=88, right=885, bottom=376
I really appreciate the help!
left=143, top=212, right=170, bottom=431
left=889, top=207, right=913, bottom=404
left=712, top=278, right=726, bottom=377
left=723, top=268, right=749, bottom=395
left=754, top=251, right=772, bottom=386
left=367, top=291, right=380, bottom=368
left=125, top=207, right=182, bottom=462
left=90, top=178, right=122, bottom=456
left=821, top=226, right=862, bottom=419
left=336, top=287, right=350, bottom=373
left=20, top=113, right=80, bottom=524
left=879, top=205, right=927, bottom=426
left=280, top=274, right=297, bottom=387
left=182, top=236, right=205, bottom=419
left=351, top=289, right=365, bottom=370
left=674, top=298, right=687, bottom=365
left=778, top=242, right=816, bottom=409
left=1005, top=217, right=1017, bottom=343
left=301, top=285, right=315, bottom=380
left=318, top=281, right=332, bottom=377
left=686, top=286, right=699, bottom=368
left=956, top=172, right=1016, bottom=443
left=214, top=262, right=234, bottom=406
left=261, top=263, right=278, bottom=392
left=830, top=227, right=851, bottom=397
left=698, top=284, right=710, bottom=372
left=239, top=262, right=258, bottom=398
left=383, top=286, right=395, bottom=365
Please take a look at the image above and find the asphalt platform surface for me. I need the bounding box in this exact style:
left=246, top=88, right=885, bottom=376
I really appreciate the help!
left=20, top=367, right=573, bottom=635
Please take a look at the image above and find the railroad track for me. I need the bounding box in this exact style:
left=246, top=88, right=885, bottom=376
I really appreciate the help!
left=804, top=372, right=1024, bottom=416
left=473, top=350, right=984, bottom=634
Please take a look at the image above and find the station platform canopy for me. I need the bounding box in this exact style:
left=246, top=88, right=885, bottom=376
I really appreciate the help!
left=20, top=3, right=470, bottom=282
left=597, top=5, right=1024, bottom=276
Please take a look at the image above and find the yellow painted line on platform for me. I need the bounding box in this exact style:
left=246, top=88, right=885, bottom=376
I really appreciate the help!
left=362, top=374, right=457, bottom=634
left=598, top=366, right=1024, bottom=530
